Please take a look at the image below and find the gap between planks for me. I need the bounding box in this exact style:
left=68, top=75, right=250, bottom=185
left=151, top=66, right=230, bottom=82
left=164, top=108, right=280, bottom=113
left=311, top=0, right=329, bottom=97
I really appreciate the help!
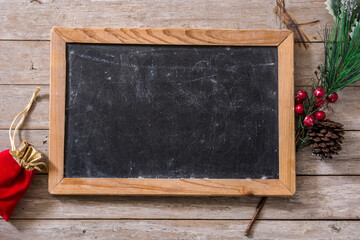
left=2, top=218, right=360, bottom=221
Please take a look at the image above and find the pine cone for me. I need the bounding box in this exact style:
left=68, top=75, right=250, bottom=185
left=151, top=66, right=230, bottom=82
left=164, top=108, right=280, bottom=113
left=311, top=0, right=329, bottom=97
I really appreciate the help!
left=306, top=119, right=345, bottom=160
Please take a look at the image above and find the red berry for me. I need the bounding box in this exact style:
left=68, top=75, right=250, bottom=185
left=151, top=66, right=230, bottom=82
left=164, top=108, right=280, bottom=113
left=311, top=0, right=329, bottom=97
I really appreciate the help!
left=315, top=98, right=325, bottom=108
left=304, top=115, right=315, bottom=127
left=315, top=111, right=326, bottom=121
left=313, top=88, right=325, bottom=98
left=327, top=92, right=338, bottom=103
left=296, top=90, right=308, bottom=101
left=295, top=104, right=304, bottom=115
left=295, top=96, right=303, bottom=104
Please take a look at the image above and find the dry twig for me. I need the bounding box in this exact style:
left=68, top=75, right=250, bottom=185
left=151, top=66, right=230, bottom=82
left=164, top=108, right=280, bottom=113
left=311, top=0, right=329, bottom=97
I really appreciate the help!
left=244, top=197, right=267, bottom=236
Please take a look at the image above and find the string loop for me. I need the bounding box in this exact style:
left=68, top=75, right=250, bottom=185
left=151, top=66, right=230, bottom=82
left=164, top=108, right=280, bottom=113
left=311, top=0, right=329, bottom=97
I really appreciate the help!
left=9, top=88, right=40, bottom=151
left=8, top=88, right=48, bottom=173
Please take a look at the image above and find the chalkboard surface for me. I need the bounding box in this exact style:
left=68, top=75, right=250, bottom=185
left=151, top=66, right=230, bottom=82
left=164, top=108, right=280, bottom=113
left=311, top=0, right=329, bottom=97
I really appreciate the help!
left=64, top=43, right=279, bottom=179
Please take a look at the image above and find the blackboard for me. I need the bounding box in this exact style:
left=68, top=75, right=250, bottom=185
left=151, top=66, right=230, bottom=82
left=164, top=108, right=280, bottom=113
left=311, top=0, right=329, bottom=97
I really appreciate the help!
left=49, top=28, right=295, bottom=196
left=64, top=44, right=279, bottom=179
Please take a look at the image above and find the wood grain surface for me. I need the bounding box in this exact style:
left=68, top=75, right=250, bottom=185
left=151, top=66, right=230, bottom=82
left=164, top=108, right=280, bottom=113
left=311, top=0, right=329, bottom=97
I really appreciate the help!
left=0, top=0, right=331, bottom=41
left=10, top=175, right=360, bottom=220
left=278, top=33, right=295, bottom=193
left=1, top=220, right=359, bottom=240
left=54, top=27, right=291, bottom=45
left=49, top=29, right=66, bottom=192
left=0, top=0, right=359, bottom=238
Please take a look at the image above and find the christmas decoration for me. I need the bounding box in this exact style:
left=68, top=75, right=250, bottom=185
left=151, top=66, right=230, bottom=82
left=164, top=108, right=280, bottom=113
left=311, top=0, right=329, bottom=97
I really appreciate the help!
left=314, top=98, right=325, bottom=108
left=295, top=0, right=360, bottom=157
left=313, top=88, right=325, bottom=98
left=296, top=90, right=308, bottom=102
left=295, top=104, right=305, bottom=115
left=295, top=96, right=303, bottom=104
left=303, top=115, right=315, bottom=127
left=315, top=111, right=326, bottom=121
left=0, top=88, right=47, bottom=221
left=327, top=92, right=339, bottom=103
left=307, top=120, right=345, bottom=159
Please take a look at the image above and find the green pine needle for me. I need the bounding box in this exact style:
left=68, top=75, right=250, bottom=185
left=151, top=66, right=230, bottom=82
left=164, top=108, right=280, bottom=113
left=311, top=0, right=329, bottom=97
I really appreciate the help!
left=324, top=0, right=360, bottom=94
left=296, top=0, right=360, bottom=150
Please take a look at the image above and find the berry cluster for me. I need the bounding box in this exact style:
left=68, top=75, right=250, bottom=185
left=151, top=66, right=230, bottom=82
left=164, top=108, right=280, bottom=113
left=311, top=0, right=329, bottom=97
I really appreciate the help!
left=295, top=89, right=338, bottom=127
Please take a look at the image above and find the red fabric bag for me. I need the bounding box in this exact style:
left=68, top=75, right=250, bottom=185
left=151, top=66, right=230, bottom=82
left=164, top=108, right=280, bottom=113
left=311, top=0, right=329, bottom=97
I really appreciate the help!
left=0, top=149, right=36, bottom=221
left=0, top=88, right=47, bottom=221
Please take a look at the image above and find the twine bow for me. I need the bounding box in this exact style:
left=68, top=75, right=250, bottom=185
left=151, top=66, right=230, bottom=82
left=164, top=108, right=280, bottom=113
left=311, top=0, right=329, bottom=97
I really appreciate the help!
left=8, top=88, right=48, bottom=173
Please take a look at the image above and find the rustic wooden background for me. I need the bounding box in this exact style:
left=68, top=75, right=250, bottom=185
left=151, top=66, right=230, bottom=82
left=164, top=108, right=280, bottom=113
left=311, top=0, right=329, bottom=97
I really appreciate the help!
left=1, top=0, right=359, bottom=239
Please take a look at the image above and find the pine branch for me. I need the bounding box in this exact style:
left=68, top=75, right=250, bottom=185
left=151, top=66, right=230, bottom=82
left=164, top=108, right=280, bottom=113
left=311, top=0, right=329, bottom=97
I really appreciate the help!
left=296, top=0, right=360, bottom=149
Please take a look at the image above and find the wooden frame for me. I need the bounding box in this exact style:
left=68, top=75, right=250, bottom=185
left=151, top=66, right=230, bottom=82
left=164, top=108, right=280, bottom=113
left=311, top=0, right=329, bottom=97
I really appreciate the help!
left=49, top=27, right=295, bottom=196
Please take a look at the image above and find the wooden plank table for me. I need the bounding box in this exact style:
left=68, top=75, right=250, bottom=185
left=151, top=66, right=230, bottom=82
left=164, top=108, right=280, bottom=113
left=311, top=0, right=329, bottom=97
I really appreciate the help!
left=1, top=0, right=359, bottom=239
